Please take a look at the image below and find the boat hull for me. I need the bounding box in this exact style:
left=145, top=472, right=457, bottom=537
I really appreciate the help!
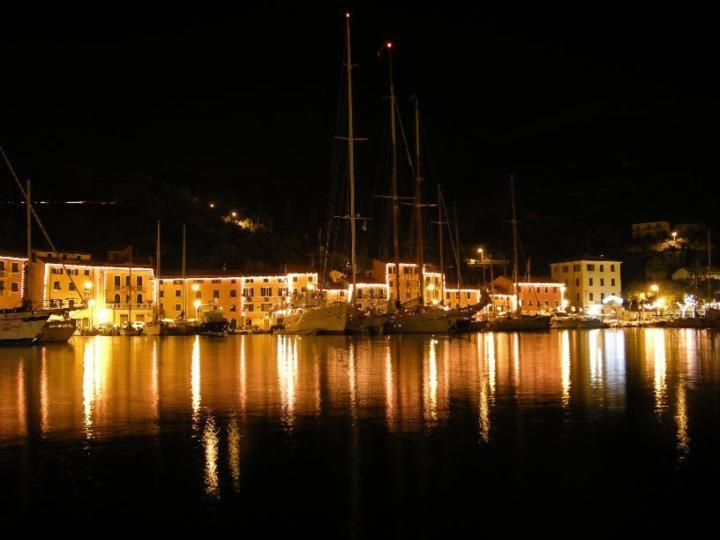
left=38, top=320, right=77, bottom=343
left=0, top=311, right=49, bottom=345
left=275, top=303, right=349, bottom=335
left=384, top=310, right=454, bottom=334
left=488, top=314, right=551, bottom=332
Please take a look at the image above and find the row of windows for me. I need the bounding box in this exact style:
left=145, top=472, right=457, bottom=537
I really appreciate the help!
left=574, top=292, right=616, bottom=302
left=557, top=263, right=617, bottom=273
left=0, top=261, right=20, bottom=273
left=356, top=289, right=387, bottom=299
left=570, top=278, right=616, bottom=287
left=520, top=300, right=560, bottom=308
left=113, top=276, right=144, bottom=287
left=0, top=281, right=19, bottom=292
left=521, top=286, right=560, bottom=294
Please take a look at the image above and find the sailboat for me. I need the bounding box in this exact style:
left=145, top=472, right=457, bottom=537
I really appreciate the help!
left=0, top=151, right=72, bottom=345
left=164, top=224, right=200, bottom=335
left=143, top=221, right=163, bottom=335
left=381, top=87, right=456, bottom=333
left=487, top=174, right=551, bottom=332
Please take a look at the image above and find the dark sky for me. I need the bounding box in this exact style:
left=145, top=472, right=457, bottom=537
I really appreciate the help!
left=2, top=3, right=719, bottom=268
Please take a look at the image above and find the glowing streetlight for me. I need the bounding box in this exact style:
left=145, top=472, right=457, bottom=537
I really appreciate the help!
left=231, top=211, right=238, bottom=218
left=650, top=284, right=659, bottom=293
left=193, top=299, right=201, bottom=317
left=209, top=202, right=215, bottom=209
left=191, top=283, right=200, bottom=292
left=672, top=231, right=678, bottom=245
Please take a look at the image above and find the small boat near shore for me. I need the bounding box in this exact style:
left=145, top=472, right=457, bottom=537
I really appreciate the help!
left=38, top=317, right=77, bottom=343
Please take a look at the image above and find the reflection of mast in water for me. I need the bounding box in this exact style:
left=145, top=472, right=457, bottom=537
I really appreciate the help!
left=424, top=338, right=439, bottom=425
left=191, top=335, right=201, bottom=428
left=385, top=341, right=396, bottom=431
left=151, top=339, right=159, bottom=421
left=238, top=335, right=247, bottom=417
left=560, top=331, right=571, bottom=408
left=40, top=347, right=48, bottom=436
left=203, top=415, right=219, bottom=498
left=17, top=361, right=26, bottom=437
left=675, top=381, right=689, bottom=462
left=349, top=341, right=357, bottom=414
left=512, top=333, right=520, bottom=393
left=588, top=329, right=603, bottom=386
left=476, top=334, right=491, bottom=443
left=228, top=416, right=241, bottom=493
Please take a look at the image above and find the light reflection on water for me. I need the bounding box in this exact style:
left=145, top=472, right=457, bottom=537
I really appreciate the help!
left=1, top=329, right=719, bottom=525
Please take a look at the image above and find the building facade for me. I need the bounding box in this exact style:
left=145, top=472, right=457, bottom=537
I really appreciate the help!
left=550, top=257, right=622, bottom=312
left=30, top=258, right=156, bottom=328
left=0, top=254, right=26, bottom=309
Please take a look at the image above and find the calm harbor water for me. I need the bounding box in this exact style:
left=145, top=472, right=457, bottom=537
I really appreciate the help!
left=1, top=330, right=720, bottom=532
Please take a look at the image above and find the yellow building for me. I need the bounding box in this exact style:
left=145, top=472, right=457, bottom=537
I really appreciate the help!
left=157, top=274, right=242, bottom=322
left=444, top=288, right=483, bottom=309
left=29, top=256, right=156, bottom=328
left=0, top=254, right=26, bottom=310
left=372, top=260, right=451, bottom=306
left=550, top=256, right=622, bottom=313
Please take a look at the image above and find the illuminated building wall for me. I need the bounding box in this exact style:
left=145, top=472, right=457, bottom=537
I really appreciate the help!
left=550, top=258, right=622, bottom=312
left=157, top=276, right=242, bottom=323
left=0, top=254, right=26, bottom=309
left=444, top=288, right=482, bottom=309
left=31, top=260, right=156, bottom=326
left=372, top=260, right=457, bottom=307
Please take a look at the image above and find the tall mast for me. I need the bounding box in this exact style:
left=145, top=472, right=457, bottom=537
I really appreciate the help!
left=345, top=12, right=358, bottom=297
left=454, top=201, right=462, bottom=289
left=24, top=179, right=31, bottom=307
left=437, top=184, right=445, bottom=306
left=128, top=245, right=133, bottom=323
left=413, top=97, right=424, bottom=306
left=510, top=173, right=520, bottom=313
left=156, top=220, right=161, bottom=308
left=182, top=224, right=187, bottom=318
left=386, top=41, right=401, bottom=309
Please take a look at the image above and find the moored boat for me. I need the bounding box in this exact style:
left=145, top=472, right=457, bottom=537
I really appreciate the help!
left=384, top=308, right=454, bottom=334
left=198, top=304, right=229, bottom=336
left=0, top=307, right=50, bottom=346
left=38, top=317, right=77, bottom=343
left=551, top=314, right=605, bottom=329
left=273, top=302, right=349, bottom=335
left=487, top=313, right=551, bottom=332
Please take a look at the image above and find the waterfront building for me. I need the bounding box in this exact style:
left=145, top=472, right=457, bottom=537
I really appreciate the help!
left=27, top=254, right=156, bottom=328
left=490, top=275, right=565, bottom=314
left=157, top=273, right=242, bottom=323
left=0, top=253, right=26, bottom=309
left=444, top=288, right=483, bottom=309
left=550, top=256, right=622, bottom=313
left=371, top=260, right=447, bottom=306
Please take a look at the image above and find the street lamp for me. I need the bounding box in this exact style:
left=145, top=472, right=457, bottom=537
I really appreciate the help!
left=193, top=299, right=201, bottom=318
left=672, top=231, right=678, bottom=246
left=650, top=284, right=659, bottom=294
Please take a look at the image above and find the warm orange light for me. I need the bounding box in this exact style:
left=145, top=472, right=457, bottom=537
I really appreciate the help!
left=386, top=41, right=393, bottom=49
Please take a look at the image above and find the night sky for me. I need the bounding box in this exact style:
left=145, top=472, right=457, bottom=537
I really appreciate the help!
left=1, top=3, right=719, bottom=270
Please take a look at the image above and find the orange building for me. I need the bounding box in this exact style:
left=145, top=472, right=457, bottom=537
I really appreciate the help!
left=0, top=254, right=26, bottom=309
left=490, top=275, right=565, bottom=315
